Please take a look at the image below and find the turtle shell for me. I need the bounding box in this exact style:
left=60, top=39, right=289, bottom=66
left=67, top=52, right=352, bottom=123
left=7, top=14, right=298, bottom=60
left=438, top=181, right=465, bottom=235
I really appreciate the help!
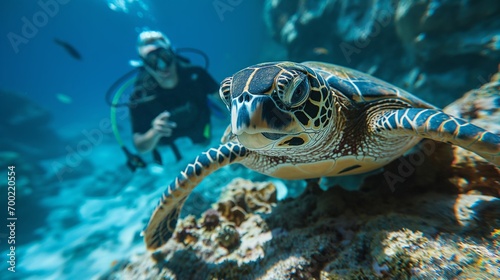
left=303, top=61, right=436, bottom=110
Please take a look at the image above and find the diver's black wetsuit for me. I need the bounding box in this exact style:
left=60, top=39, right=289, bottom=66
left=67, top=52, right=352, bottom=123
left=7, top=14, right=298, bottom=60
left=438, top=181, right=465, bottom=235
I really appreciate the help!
left=129, top=63, right=219, bottom=147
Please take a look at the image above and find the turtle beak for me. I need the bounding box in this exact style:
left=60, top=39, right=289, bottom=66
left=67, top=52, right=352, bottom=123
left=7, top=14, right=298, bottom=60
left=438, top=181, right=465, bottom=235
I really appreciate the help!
left=231, top=97, right=257, bottom=135
left=230, top=93, right=305, bottom=150
left=231, top=94, right=295, bottom=136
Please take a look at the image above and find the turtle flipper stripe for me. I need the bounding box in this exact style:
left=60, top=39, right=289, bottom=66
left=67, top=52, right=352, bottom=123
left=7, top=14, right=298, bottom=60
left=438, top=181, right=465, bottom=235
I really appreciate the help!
left=143, top=142, right=248, bottom=250
left=376, top=108, right=500, bottom=166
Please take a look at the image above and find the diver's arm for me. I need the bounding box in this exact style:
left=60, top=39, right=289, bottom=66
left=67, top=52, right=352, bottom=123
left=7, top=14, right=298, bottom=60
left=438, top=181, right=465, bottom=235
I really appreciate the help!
left=133, top=112, right=176, bottom=153
left=133, top=129, right=163, bottom=153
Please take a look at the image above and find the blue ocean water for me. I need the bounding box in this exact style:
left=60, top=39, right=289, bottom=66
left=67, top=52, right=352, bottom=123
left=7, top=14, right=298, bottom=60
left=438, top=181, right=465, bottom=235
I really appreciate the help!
left=1, top=0, right=268, bottom=129
left=1, top=1, right=277, bottom=279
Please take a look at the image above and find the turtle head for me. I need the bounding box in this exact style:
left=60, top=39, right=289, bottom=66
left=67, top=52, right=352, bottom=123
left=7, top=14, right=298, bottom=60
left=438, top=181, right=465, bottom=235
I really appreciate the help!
left=219, top=62, right=335, bottom=151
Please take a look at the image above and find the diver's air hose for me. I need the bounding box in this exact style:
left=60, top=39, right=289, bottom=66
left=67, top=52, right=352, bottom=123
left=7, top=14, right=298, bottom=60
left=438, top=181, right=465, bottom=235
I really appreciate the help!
left=106, top=68, right=139, bottom=107
left=110, top=76, right=137, bottom=146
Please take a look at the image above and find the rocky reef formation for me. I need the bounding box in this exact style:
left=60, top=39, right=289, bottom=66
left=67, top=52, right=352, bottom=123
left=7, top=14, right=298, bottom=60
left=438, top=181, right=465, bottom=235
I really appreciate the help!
left=263, top=0, right=500, bottom=107
left=0, top=90, right=67, bottom=160
left=98, top=179, right=277, bottom=279
left=98, top=66, right=500, bottom=279
left=99, top=180, right=499, bottom=279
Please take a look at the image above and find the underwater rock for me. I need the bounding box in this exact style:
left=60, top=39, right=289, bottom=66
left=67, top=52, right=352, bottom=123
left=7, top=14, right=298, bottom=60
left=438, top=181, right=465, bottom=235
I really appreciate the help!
left=98, top=178, right=500, bottom=279
left=442, top=66, right=500, bottom=196
left=0, top=90, right=68, bottom=159
left=395, top=0, right=500, bottom=62
left=263, top=0, right=500, bottom=107
left=264, top=0, right=398, bottom=64
left=0, top=90, right=52, bottom=128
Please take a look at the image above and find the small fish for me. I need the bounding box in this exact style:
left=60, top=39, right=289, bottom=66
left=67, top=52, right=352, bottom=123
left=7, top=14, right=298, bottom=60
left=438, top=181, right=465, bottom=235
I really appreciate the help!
left=129, top=59, right=143, bottom=67
left=54, top=38, right=82, bottom=60
left=312, top=47, right=329, bottom=55
left=56, top=93, right=72, bottom=104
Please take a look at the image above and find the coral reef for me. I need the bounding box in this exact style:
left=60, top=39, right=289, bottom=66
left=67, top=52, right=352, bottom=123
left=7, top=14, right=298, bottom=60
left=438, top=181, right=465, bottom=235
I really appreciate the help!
left=98, top=178, right=275, bottom=279
left=99, top=181, right=500, bottom=279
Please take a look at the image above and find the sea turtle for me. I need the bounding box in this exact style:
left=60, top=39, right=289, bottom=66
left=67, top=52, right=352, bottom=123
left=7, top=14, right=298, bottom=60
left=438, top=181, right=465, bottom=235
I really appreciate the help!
left=143, top=61, right=500, bottom=250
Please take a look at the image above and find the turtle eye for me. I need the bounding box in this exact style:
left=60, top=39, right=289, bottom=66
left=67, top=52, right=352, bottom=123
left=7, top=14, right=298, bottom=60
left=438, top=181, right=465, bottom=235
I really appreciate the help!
left=281, top=75, right=309, bottom=108
left=219, top=77, right=232, bottom=109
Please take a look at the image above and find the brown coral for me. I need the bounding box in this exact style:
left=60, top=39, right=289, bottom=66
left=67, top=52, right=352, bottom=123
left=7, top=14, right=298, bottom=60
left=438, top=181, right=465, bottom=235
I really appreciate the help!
left=174, top=215, right=199, bottom=245
left=216, top=225, right=240, bottom=250
left=216, top=179, right=277, bottom=226
left=201, top=208, right=220, bottom=231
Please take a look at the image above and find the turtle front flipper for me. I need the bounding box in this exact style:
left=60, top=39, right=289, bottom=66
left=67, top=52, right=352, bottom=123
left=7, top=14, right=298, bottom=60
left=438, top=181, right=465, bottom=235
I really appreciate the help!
left=143, top=142, right=249, bottom=250
left=376, top=108, right=500, bottom=166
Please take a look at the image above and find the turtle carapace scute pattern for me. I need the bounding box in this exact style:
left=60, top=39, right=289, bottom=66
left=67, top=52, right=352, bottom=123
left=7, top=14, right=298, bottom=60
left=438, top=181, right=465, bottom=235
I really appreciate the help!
left=143, top=61, right=500, bottom=250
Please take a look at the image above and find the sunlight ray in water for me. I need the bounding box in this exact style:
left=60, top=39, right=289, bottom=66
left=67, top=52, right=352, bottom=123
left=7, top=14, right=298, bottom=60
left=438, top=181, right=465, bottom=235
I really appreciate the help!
left=106, top=0, right=152, bottom=19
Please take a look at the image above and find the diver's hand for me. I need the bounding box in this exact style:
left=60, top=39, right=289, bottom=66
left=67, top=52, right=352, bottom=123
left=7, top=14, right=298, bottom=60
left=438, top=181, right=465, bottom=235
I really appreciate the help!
left=151, top=111, right=177, bottom=137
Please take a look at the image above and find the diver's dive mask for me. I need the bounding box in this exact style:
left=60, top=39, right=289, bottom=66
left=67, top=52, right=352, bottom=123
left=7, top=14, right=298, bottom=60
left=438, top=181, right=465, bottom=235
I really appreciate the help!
left=143, top=47, right=175, bottom=72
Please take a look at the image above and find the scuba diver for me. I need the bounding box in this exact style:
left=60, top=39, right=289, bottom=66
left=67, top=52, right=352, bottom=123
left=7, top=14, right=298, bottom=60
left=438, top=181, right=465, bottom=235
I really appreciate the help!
left=107, top=30, right=225, bottom=171
left=128, top=30, right=220, bottom=168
